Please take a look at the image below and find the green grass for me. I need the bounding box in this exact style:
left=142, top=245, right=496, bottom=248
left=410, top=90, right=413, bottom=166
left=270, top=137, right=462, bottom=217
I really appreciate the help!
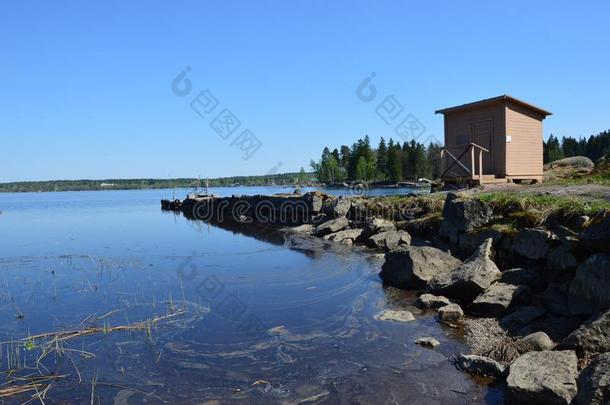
left=478, top=192, right=610, bottom=217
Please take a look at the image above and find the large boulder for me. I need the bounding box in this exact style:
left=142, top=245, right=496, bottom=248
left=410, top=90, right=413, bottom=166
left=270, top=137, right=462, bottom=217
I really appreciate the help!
left=323, top=228, right=363, bottom=245
left=333, top=197, right=352, bottom=217
left=544, top=156, right=595, bottom=180
left=313, top=217, right=349, bottom=236
left=506, top=350, right=579, bottom=405
left=380, top=246, right=462, bottom=289
left=428, top=238, right=502, bottom=301
left=368, top=230, right=411, bottom=250
left=512, top=228, right=554, bottom=260
left=470, top=282, right=527, bottom=316
left=560, top=309, right=610, bottom=358
left=454, top=354, right=505, bottom=378
left=439, top=193, right=493, bottom=243
left=568, top=254, right=610, bottom=315
left=576, top=352, right=610, bottom=405
left=580, top=215, right=610, bottom=253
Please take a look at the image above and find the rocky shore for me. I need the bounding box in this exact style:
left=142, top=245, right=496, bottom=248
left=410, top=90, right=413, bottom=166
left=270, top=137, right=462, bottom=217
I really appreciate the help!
left=173, top=191, right=610, bottom=404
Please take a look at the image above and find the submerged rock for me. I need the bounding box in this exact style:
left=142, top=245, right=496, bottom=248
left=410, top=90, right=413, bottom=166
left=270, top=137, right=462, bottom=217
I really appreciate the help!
left=454, top=354, right=505, bottom=378
left=438, top=303, right=463, bottom=321
left=368, top=230, right=411, bottom=250
left=380, top=246, right=462, bottom=289
left=470, top=282, right=526, bottom=316
left=568, top=253, right=610, bottom=315
left=376, top=310, right=415, bottom=323
left=414, top=337, right=440, bottom=348
left=313, top=217, right=349, bottom=236
left=428, top=238, right=501, bottom=301
left=416, top=293, right=451, bottom=309
left=560, top=309, right=610, bottom=358
left=576, top=352, right=610, bottom=405
left=506, top=350, right=578, bottom=405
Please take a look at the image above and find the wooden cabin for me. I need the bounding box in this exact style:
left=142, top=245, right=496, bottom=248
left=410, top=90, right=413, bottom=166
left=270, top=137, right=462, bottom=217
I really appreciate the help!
left=435, top=95, right=552, bottom=185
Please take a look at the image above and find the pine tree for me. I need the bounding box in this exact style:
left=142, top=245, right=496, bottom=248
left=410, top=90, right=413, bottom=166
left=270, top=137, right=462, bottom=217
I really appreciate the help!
left=376, top=137, right=388, bottom=180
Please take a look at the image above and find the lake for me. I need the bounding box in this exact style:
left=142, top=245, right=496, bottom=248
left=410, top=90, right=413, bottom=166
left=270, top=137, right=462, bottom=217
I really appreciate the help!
left=0, top=189, right=502, bottom=404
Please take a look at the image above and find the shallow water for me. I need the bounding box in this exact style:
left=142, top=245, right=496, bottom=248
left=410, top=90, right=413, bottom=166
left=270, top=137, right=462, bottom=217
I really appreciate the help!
left=0, top=189, right=502, bottom=404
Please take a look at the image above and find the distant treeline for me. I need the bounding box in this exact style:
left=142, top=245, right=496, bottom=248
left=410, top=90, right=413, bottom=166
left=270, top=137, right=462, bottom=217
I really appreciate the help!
left=310, top=135, right=442, bottom=183
left=0, top=172, right=311, bottom=193
left=544, top=130, right=610, bottom=164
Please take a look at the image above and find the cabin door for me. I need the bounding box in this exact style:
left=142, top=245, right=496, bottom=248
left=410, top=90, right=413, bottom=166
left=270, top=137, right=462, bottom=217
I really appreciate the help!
left=471, top=120, right=493, bottom=175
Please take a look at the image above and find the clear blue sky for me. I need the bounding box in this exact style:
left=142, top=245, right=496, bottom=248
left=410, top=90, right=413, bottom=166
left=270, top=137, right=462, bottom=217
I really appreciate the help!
left=2, top=0, right=609, bottom=182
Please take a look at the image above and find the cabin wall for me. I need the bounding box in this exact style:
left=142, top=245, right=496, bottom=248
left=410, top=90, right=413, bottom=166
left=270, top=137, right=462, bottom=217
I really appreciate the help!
left=505, top=102, right=544, bottom=177
left=443, top=104, right=506, bottom=177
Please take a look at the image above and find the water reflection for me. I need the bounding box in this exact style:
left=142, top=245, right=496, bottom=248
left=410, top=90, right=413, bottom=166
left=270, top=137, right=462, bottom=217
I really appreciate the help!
left=0, top=190, right=501, bottom=404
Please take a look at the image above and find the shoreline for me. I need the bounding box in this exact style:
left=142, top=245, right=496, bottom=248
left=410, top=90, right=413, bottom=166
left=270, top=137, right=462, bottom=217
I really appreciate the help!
left=168, top=190, right=610, bottom=404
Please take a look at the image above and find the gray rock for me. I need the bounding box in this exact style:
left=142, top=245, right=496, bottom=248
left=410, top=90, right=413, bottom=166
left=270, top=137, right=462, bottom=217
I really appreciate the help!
left=376, top=310, right=415, bottom=323
left=544, top=156, right=595, bottom=171
left=439, top=193, right=493, bottom=244
left=457, top=228, right=503, bottom=257
left=454, top=354, right=505, bottom=378
left=364, top=218, right=396, bottom=235
left=311, top=213, right=328, bottom=225
left=560, top=309, right=610, bottom=358
left=323, top=228, right=363, bottom=244
left=333, top=198, right=352, bottom=217
left=576, top=352, right=610, bottom=405
left=502, top=306, right=547, bottom=327
left=519, top=331, right=555, bottom=351
left=313, top=217, right=349, bottom=236
left=380, top=246, right=462, bottom=289
left=546, top=246, right=578, bottom=272
left=501, top=268, right=539, bottom=285
left=414, top=337, right=440, bottom=348
left=568, top=253, right=610, bottom=315
left=368, top=230, right=411, bottom=250
left=512, top=228, right=553, bottom=260
left=428, top=238, right=502, bottom=301
left=290, top=224, right=314, bottom=234
left=471, top=282, right=526, bottom=316
left=543, top=283, right=571, bottom=315
left=580, top=215, right=610, bottom=253
left=416, top=293, right=451, bottom=309
left=438, top=303, right=463, bottom=321
left=506, top=350, right=578, bottom=405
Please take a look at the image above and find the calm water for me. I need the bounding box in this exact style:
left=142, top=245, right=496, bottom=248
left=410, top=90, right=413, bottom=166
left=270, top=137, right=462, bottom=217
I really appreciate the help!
left=0, top=189, right=501, bottom=404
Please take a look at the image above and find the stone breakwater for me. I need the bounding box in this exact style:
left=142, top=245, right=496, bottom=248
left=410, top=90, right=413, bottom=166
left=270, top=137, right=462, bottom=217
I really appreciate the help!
left=170, top=191, right=610, bottom=405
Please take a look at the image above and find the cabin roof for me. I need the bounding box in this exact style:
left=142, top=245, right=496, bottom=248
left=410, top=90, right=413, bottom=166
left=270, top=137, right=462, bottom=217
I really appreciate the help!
left=435, top=94, right=552, bottom=117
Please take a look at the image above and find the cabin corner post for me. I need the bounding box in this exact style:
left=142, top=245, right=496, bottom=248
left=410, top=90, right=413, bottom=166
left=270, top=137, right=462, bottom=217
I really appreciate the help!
left=470, top=146, right=475, bottom=180
left=478, top=149, right=483, bottom=180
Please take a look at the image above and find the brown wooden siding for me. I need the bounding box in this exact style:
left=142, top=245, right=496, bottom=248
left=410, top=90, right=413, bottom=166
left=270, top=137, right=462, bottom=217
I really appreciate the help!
left=505, top=102, right=544, bottom=176
left=443, top=103, right=506, bottom=177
